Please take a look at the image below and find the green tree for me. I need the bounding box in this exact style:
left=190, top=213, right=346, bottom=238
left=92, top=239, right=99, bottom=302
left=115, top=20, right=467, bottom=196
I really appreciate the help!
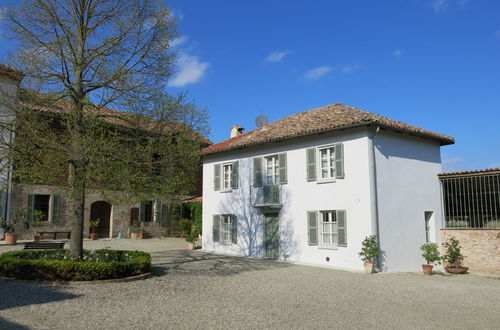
left=1, top=0, right=208, bottom=258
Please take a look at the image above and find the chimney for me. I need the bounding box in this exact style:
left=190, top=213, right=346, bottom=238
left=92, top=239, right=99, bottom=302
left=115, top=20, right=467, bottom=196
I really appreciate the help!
left=230, top=125, right=244, bottom=138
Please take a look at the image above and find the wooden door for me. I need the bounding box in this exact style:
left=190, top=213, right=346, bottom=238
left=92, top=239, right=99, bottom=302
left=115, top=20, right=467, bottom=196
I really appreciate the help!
left=264, top=213, right=280, bottom=259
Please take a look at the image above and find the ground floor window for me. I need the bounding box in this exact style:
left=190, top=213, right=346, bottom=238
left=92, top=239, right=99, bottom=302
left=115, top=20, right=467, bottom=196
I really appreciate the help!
left=139, top=201, right=163, bottom=222
left=308, top=209, right=347, bottom=248
left=27, top=194, right=60, bottom=223
left=320, top=211, right=338, bottom=247
left=213, top=214, right=237, bottom=244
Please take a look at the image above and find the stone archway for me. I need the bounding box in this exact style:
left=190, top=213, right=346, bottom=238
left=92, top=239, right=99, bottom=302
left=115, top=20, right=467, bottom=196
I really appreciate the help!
left=90, top=201, right=112, bottom=238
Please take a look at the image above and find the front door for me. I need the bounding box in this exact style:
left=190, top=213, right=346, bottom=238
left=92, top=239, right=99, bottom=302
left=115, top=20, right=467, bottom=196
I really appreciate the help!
left=264, top=213, right=280, bottom=259
left=90, top=201, right=112, bottom=238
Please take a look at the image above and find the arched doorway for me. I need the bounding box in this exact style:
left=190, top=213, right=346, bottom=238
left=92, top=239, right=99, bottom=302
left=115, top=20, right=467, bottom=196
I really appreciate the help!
left=90, top=201, right=112, bottom=239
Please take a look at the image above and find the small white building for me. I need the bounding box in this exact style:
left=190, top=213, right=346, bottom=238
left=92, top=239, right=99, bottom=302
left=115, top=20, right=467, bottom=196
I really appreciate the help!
left=202, top=103, right=454, bottom=272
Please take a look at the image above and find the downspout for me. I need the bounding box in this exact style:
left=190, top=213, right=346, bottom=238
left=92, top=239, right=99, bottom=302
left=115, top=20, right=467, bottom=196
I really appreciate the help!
left=367, top=126, right=381, bottom=271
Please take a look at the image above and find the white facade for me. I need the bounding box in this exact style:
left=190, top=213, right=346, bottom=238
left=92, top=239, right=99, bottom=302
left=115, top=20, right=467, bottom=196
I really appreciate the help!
left=202, top=127, right=444, bottom=272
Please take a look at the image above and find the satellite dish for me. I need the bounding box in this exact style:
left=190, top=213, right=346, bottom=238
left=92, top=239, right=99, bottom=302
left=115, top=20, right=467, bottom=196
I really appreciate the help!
left=255, top=115, right=269, bottom=128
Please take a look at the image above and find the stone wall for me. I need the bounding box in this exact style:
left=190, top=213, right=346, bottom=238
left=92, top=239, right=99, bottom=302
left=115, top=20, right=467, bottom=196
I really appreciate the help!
left=440, top=229, right=500, bottom=275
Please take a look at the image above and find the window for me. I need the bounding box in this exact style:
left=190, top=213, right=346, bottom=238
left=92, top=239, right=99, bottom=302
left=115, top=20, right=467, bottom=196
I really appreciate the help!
left=221, top=214, right=232, bottom=243
left=27, top=194, right=60, bottom=223
left=319, top=211, right=338, bottom=247
left=212, top=214, right=237, bottom=244
left=214, top=161, right=239, bottom=191
left=319, top=146, right=335, bottom=180
left=139, top=201, right=162, bottom=222
left=307, top=210, right=347, bottom=247
left=223, top=163, right=233, bottom=190
left=265, top=155, right=280, bottom=184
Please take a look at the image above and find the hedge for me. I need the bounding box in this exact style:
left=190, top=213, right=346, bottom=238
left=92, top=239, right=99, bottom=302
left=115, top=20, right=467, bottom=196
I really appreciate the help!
left=0, top=249, right=151, bottom=281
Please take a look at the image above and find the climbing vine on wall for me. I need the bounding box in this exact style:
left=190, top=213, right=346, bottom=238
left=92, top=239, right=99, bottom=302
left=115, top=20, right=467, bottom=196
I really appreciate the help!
left=184, top=202, right=202, bottom=234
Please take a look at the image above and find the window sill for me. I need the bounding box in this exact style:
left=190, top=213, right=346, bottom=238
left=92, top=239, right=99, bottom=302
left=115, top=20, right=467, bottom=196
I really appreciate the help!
left=318, top=245, right=338, bottom=250
left=220, top=189, right=233, bottom=193
left=317, top=178, right=335, bottom=184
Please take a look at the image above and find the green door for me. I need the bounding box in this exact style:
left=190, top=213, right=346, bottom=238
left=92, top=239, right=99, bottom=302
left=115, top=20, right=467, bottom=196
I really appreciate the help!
left=264, top=213, right=280, bottom=259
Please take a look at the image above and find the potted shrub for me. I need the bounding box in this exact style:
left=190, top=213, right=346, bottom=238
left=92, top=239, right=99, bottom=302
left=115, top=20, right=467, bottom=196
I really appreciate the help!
left=129, top=225, right=140, bottom=239
left=1, top=208, right=28, bottom=245
left=442, top=237, right=468, bottom=274
left=31, top=210, right=46, bottom=242
left=185, top=230, right=198, bottom=250
left=89, top=218, right=100, bottom=240
left=420, top=242, right=441, bottom=275
left=138, top=227, right=149, bottom=239
left=359, top=235, right=378, bottom=274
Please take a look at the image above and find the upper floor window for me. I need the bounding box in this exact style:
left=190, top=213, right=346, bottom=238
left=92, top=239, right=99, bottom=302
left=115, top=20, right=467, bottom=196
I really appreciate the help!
left=306, top=143, right=344, bottom=182
left=253, top=153, right=287, bottom=187
left=265, top=155, right=280, bottom=185
left=213, top=161, right=239, bottom=191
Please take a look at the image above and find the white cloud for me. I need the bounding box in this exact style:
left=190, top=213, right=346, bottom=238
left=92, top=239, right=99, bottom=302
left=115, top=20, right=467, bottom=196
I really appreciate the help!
left=170, top=36, right=189, bottom=48
left=303, top=66, right=334, bottom=80
left=393, top=49, right=403, bottom=57
left=341, top=64, right=360, bottom=73
left=431, top=0, right=449, bottom=13
left=169, top=52, right=209, bottom=87
left=265, top=50, right=291, bottom=62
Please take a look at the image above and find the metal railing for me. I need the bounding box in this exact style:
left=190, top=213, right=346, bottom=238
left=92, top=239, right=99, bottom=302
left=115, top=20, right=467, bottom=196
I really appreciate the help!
left=440, top=174, right=500, bottom=229
left=251, top=184, right=282, bottom=207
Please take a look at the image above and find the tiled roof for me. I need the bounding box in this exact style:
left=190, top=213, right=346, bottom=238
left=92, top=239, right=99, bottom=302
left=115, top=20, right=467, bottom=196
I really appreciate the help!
left=438, top=168, right=500, bottom=179
left=203, top=103, right=454, bottom=155
left=19, top=90, right=211, bottom=144
left=0, top=64, right=24, bottom=82
left=183, top=196, right=202, bottom=203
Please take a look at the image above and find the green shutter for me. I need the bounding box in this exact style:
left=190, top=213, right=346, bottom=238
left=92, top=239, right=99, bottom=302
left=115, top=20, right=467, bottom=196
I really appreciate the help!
left=307, top=211, right=318, bottom=246
left=279, top=153, right=287, bottom=184
left=306, top=148, right=316, bottom=181
left=213, top=215, right=220, bottom=242
left=139, top=201, right=146, bottom=222
left=335, top=143, right=344, bottom=179
left=213, top=164, right=221, bottom=191
left=27, top=194, right=35, bottom=222
left=51, top=195, right=60, bottom=223
left=253, top=157, right=263, bottom=187
left=231, top=215, right=237, bottom=244
left=337, top=210, right=347, bottom=246
left=154, top=201, right=162, bottom=222
left=231, top=161, right=239, bottom=189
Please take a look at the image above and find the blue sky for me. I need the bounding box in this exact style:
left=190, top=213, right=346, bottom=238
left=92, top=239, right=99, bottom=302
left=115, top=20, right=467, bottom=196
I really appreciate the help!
left=1, top=0, right=500, bottom=172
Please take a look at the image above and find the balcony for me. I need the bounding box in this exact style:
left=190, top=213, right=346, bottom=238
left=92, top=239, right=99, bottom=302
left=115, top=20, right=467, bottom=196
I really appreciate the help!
left=251, top=184, right=282, bottom=208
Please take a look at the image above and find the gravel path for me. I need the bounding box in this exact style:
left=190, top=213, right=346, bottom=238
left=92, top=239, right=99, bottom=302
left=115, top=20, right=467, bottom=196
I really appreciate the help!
left=0, top=239, right=499, bottom=329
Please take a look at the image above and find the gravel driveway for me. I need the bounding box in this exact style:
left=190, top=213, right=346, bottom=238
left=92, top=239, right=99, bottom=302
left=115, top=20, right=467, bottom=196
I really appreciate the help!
left=1, top=239, right=499, bottom=329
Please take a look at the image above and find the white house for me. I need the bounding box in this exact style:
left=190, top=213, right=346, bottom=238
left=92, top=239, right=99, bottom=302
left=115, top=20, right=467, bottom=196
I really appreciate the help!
left=202, top=103, right=454, bottom=272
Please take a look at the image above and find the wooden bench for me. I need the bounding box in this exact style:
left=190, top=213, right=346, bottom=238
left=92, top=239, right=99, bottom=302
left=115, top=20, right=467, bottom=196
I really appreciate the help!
left=36, top=231, right=71, bottom=240
left=24, top=242, right=66, bottom=250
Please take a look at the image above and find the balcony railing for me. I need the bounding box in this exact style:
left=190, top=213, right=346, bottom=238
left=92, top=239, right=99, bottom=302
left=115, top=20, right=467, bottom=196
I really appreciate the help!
left=251, top=184, right=282, bottom=207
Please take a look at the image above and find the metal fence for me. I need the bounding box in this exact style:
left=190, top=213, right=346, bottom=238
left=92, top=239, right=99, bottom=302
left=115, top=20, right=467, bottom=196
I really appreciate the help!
left=440, top=173, right=500, bottom=229
left=251, top=184, right=282, bottom=207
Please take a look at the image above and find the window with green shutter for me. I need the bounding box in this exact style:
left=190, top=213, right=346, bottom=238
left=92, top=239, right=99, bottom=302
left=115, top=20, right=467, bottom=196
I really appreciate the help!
left=214, top=164, right=221, bottom=191
left=27, top=194, right=35, bottom=222
left=231, top=215, right=238, bottom=244
left=213, top=215, right=220, bottom=242
left=306, top=148, right=316, bottom=181
left=335, top=143, right=344, bottom=179
left=337, top=210, right=347, bottom=246
left=231, top=161, right=239, bottom=189
left=51, top=195, right=60, bottom=223
left=253, top=157, right=263, bottom=187
left=278, top=153, right=287, bottom=184
left=307, top=211, right=318, bottom=245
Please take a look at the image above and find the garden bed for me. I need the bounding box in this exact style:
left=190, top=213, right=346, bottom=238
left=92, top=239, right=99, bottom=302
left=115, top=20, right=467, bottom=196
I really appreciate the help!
left=0, top=249, right=151, bottom=281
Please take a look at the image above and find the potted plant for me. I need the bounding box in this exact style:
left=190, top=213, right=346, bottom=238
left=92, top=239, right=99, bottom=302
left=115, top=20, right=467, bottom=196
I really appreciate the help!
left=138, top=227, right=149, bottom=239
left=442, top=237, right=468, bottom=274
left=420, top=242, right=441, bottom=275
left=31, top=210, right=46, bottom=242
left=1, top=208, right=28, bottom=245
left=129, top=225, right=140, bottom=239
left=89, top=218, right=100, bottom=240
left=359, top=235, right=378, bottom=274
left=185, top=230, right=198, bottom=250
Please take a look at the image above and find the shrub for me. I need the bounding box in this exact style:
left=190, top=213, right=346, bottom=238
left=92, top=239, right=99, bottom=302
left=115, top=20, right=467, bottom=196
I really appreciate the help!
left=420, top=243, right=441, bottom=265
left=442, top=237, right=465, bottom=267
left=359, top=235, right=378, bottom=263
left=0, top=249, right=151, bottom=281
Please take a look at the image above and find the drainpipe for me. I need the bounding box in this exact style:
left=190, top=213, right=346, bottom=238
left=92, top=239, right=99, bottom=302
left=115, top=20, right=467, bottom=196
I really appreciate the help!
left=367, top=126, right=381, bottom=271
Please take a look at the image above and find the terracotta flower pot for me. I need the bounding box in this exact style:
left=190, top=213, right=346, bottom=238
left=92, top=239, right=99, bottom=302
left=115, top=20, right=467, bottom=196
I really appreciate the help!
left=4, top=233, right=18, bottom=245
left=422, top=264, right=433, bottom=275
left=187, top=242, right=195, bottom=250
left=90, top=233, right=98, bottom=240
left=364, top=262, right=374, bottom=274
left=445, top=266, right=469, bottom=274
left=138, top=232, right=148, bottom=239
left=130, top=232, right=138, bottom=239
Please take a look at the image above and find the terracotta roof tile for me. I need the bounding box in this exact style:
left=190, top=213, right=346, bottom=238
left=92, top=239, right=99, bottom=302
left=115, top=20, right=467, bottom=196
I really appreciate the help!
left=203, top=103, right=454, bottom=155
left=438, top=168, right=500, bottom=179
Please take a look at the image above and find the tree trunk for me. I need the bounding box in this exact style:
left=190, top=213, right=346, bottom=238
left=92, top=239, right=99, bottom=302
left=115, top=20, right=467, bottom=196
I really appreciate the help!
left=68, top=156, right=86, bottom=258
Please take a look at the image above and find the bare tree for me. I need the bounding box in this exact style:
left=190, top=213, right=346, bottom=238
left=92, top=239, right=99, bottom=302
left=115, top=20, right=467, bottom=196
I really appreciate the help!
left=1, top=0, right=203, bottom=257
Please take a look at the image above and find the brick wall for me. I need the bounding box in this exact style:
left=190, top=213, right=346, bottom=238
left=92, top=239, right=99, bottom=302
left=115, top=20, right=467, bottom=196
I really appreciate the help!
left=440, top=229, right=500, bottom=275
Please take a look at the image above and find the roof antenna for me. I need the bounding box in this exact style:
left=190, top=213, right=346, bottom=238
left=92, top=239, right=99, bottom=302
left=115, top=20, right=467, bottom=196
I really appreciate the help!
left=255, top=114, right=269, bottom=128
